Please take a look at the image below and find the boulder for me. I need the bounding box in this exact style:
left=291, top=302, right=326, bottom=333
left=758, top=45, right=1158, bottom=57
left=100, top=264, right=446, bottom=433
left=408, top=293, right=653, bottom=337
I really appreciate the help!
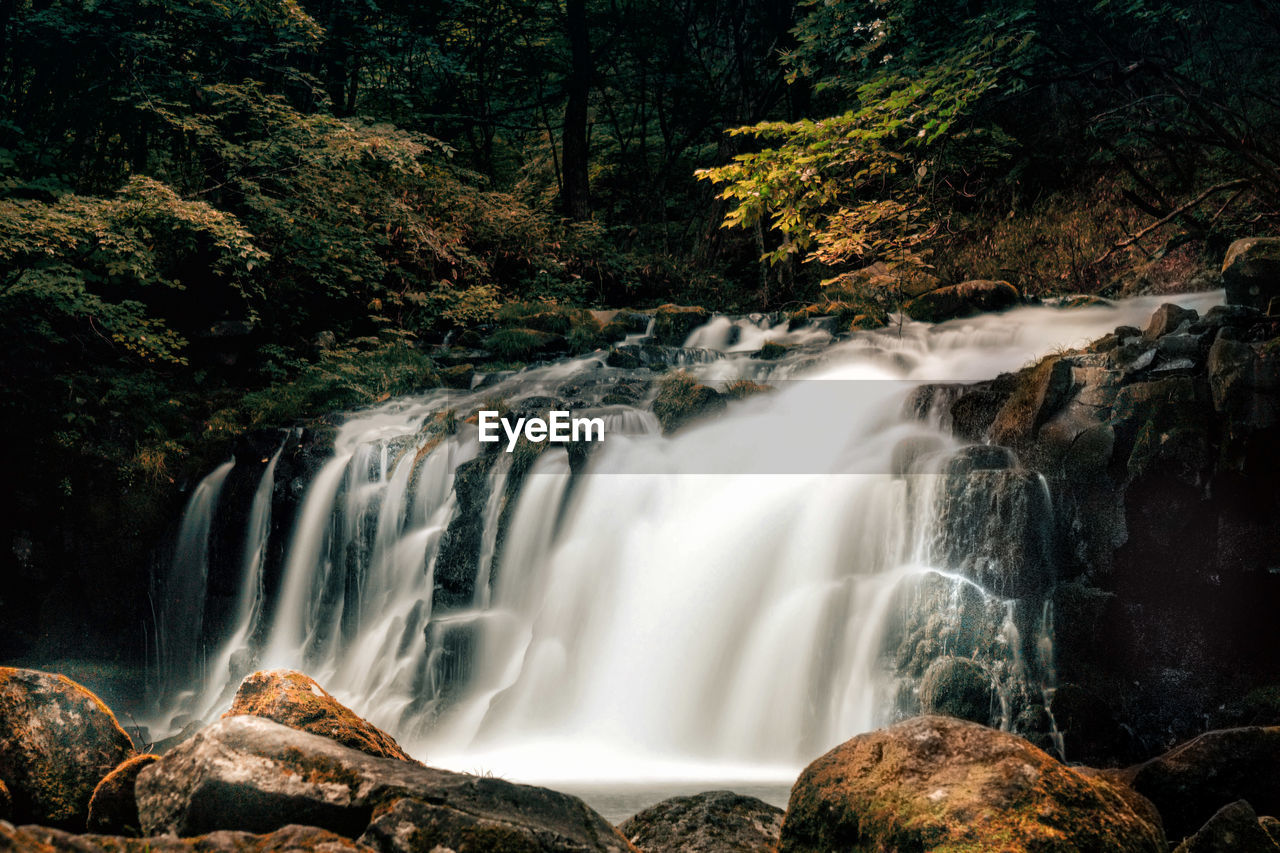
left=0, top=668, right=136, bottom=829
left=225, top=670, right=415, bottom=764
left=9, top=823, right=374, bottom=851
left=86, top=754, right=158, bottom=834
left=1144, top=303, right=1199, bottom=339
left=778, top=716, right=1164, bottom=853
left=652, top=305, right=711, bottom=345
left=135, top=716, right=632, bottom=852
left=903, top=280, right=1020, bottom=323
left=1222, top=237, right=1280, bottom=311
left=618, top=790, right=783, bottom=853
left=918, top=657, right=995, bottom=724
left=988, top=355, right=1073, bottom=446
left=652, top=371, right=725, bottom=434
left=1173, top=800, right=1280, bottom=853
left=1130, top=726, right=1280, bottom=843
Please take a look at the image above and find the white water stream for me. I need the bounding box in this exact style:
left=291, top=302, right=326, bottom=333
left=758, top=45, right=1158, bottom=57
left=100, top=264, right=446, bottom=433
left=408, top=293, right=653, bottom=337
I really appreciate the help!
left=152, top=292, right=1221, bottom=803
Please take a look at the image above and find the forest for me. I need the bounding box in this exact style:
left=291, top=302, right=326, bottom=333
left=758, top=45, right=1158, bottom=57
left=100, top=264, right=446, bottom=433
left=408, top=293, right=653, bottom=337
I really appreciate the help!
left=2, top=0, right=1280, bottom=664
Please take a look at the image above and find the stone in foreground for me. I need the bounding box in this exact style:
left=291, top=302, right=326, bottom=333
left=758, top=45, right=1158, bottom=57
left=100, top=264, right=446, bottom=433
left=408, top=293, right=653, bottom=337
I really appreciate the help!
left=0, top=667, right=136, bottom=829
left=618, top=790, right=782, bottom=853
left=136, top=716, right=633, bottom=852
left=1172, top=800, right=1280, bottom=852
left=778, top=715, right=1164, bottom=853
left=225, top=670, right=416, bottom=763
left=86, top=754, right=158, bottom=834
left=7, top=822, right=373, bottom=851
left=1130, top=725, right=1280, bottom=843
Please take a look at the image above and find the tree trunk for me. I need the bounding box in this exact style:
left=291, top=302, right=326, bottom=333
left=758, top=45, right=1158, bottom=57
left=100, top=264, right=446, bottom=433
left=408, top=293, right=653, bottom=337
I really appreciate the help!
left=561, top=0, right=591, bottom=219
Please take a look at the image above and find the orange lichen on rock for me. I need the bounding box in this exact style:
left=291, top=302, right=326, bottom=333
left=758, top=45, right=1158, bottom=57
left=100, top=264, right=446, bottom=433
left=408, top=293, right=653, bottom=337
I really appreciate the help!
left=224, top=670, right=418, bottom=763
left=0, top=666, right=136, bottom=830
left=779, top=715, right=1165, bottom=853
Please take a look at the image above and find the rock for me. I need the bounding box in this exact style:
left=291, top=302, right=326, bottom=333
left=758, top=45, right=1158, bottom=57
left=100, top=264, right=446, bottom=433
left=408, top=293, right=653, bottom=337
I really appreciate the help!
left=86, top=754, right=158, bottom=834
left=903, top=279, right=1020, bottom=323
left=778, top=716, right=1164, bottom=853
left=1173, top=800, right=1280, bottom=852
left=135, top=716, right=631, bottom=851
left=440, top=363, right=474, bottom=389
left=988, top=355, right=1073, bottom=446
left=934, top=466, right=1055, bottom=599
left=606, top=346, right=643, bottom=369
left=1263, top=815, right=1280, bottom=844
left=1050, top=684, right=1125, bottom=766
left=652, top=371, right=725, bottom=434
left=225, top=671, right=415, bottom=763
left=918, top=657, right=994, bottom=724
left=618, top=790, right=782, bottom=853
left=10, top=823, right=374, bottom=851
left=1058, top=294, right=1113, bottom=309
left=1130, top=726, right=1280, bottom=843
left=752, top=341, right=788, bottom=360
left=652, top=305, right=710, bottom=345
left=1222, top=237, right=1280, bottom=310
left=0, top=668, right=136, bottom=829
left=1144, top=303, right=1199, bottom=339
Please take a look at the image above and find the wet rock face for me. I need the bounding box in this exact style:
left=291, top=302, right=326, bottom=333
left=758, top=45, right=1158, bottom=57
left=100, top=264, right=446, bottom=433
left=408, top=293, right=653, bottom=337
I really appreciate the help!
left=86, top=753, right=158, bottom=834
left=618, top=790, right=783, bottom=853
left=1130, top=726, right=1280, bottom=844
left=0, top=667, right=136, bottom=829
left=921, top=300, right=1280, bottom=759
left=1222, top=237, right=1280, bottom=312
left=135, top=716, right=632, bottom=852
left=778, top=715, right=1164, bottom=853
left=224, top=670, right=416, bottom=763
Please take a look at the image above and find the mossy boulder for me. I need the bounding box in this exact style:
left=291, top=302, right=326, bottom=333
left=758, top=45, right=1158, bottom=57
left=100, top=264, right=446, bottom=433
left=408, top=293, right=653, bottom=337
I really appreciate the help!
left=495, top=301, right=598, bottom=335
left=0, top=667, right=136, bottom=829
left=86, top=753, right=159, bottom=834
left=753, top=340, right=789, bottom=360
left=778, top=715, right=1164, bottom=853
left=483, top=327, right=566, bottom=361
left=440, top=363, right=475, bottom=389
left=918, top=657, right=995, bottom=724
left=903, top=279, right=1020, bottom=323
left=225, top=670, right=416, bottom=763
left=652, top=304, right=710, bottom=345
left=652, top=371, right=726, bottom=434
left=619, top=790, right=783, bottom=853
left=1222, top=237, right=1280, bottom=311
left=601, top=310, right=651, bottom=342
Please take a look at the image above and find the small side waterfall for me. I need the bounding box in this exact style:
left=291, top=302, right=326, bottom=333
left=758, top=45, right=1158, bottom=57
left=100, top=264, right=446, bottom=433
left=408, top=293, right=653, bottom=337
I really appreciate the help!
left=149, top=291, right=1222, bottom=781
left=153, top=459, right=233, bottom=692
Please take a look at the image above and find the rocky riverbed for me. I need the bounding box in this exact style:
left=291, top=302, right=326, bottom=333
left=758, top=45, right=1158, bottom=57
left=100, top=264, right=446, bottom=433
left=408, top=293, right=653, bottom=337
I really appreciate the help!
left=5, top=664, right=1280, bottom=851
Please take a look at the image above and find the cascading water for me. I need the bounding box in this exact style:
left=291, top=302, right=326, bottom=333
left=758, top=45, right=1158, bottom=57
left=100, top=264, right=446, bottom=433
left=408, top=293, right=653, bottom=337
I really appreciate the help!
left=150, top=292, right=1222, bottom=798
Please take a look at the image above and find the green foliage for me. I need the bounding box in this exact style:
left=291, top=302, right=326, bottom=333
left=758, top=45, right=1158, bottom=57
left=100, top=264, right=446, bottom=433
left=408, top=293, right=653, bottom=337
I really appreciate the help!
left=218, top=336, right=440, bottom=432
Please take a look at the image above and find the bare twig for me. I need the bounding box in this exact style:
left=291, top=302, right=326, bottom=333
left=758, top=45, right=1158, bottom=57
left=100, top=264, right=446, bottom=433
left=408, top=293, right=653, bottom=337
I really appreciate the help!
left=1096, top=178, right=1249, bottom=265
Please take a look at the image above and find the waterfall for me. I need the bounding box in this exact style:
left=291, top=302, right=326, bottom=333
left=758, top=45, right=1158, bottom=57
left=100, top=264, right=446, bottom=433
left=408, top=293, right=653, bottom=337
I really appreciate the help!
left=153, top=459, right=234, bottom=694
left=151, top=291, right=1223, bottom=783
